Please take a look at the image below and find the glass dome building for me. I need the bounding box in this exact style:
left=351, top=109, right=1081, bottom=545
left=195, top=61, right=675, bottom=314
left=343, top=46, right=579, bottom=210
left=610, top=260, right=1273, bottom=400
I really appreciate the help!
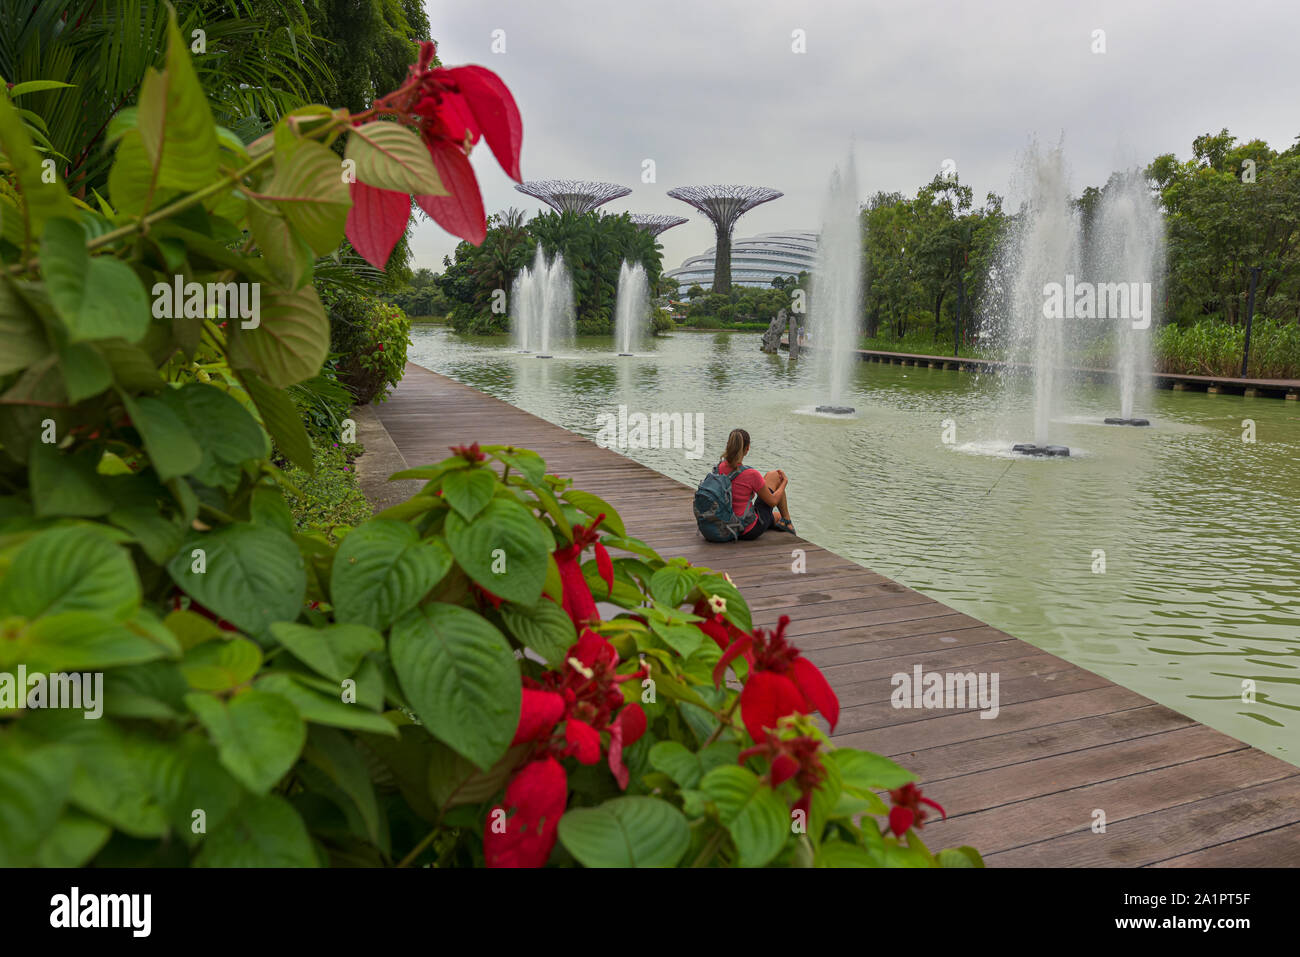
left=665, top=230, right=817, bottom=291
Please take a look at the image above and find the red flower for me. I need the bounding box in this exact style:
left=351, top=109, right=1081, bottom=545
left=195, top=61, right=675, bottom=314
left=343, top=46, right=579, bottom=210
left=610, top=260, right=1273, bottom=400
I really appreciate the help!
left=739, top=731, right=826, bottom=817
left=691, top=597, right=747, bottom=650
left=449, top=442, right=486, bottom=462
left=344, top=41, right=523, bottom=263
left=887, top=782, right=946, bottom=836
left=484, top=756, right=567, bottom=868
left=713, top=614, right=839, bottom=741
left=552, top=515, right=612, bottom=628
left=486, top=629, right=648, bottom=867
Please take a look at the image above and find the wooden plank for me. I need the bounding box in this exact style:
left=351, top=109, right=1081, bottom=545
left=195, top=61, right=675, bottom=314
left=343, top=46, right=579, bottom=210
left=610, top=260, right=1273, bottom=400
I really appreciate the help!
left=369, top=362, right=1300, bottom=867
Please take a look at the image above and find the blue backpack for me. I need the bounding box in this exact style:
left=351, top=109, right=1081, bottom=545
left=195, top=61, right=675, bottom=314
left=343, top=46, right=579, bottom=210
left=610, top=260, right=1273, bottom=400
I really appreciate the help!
left=694, top=464, right=757, bottom=542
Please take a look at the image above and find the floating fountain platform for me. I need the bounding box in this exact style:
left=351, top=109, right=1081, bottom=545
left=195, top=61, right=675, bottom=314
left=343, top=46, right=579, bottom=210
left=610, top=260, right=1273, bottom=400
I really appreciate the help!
left=1104, top=417, right=1149, bottom=427
left=617, top=352, right=634, bottom=357
left=815, top=405, right=855, bottom=415
left=536, top=354, right=553, bottom=359
left=1012, top=444, right=1070, bottom=457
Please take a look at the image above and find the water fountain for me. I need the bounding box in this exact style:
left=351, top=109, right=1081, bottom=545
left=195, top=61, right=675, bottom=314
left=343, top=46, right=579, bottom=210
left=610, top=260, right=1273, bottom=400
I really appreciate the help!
left=511, top=246, right=574, bottom=358
left=613, top=261, right=649, bottom=356
left=810, top=153, right=862, bottom=414
left=1000, top=143, right=1079, bottom=457
left=1092, top=171, right=1162, bottom=427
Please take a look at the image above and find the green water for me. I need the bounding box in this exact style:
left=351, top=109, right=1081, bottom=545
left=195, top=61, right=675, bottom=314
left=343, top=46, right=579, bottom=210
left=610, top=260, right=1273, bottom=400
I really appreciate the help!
left=408, top=326, right=1300, bottom=763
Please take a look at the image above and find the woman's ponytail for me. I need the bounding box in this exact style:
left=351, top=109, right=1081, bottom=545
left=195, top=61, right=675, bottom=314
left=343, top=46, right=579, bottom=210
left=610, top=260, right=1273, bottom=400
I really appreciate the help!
left=724, top=429, right=750, bottom=469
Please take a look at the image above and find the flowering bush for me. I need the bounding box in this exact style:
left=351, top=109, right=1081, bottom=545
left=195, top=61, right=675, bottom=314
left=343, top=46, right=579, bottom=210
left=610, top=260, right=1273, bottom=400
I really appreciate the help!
left=322, top=288, right=412, bottom=403
left=0, top=19, right=978, bottom=867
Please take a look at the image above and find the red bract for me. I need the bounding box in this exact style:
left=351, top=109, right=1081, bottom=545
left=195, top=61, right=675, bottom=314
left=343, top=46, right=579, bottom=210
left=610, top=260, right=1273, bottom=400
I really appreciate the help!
left=345, top=41, right=523, bottom=261
left=713, top=614, right=840, bottom=742
left=487, top=630, right=648, bottom=866
left=887, top=782, right=946, bottom=837
left=739, top=731, right=826, bottom=816
left=691, top=597, right=746, bottom=650
left=484, top=756, right=567, bottom=868
left=552, top=515, right=611, bottom=628
left=345, top=181, right=410, bottom=270
left=449, top=442, right=486, bottom=462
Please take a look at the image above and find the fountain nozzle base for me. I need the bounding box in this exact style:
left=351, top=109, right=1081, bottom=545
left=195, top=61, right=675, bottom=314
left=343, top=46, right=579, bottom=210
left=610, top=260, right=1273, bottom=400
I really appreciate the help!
left=536, top=354, right=553, bottom=359
left=815, top=405, right=855, bottom=415
left=617, top=352, right=634, bottom=357
left=1104, top=417, right=1150, bottom=426
left=1012, top=443, right=1070, bottom=457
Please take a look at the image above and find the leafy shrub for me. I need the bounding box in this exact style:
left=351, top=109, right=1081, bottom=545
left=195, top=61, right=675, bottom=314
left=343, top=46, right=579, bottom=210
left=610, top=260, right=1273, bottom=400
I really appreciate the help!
left=323, top=289, right=412, bottom=404
left=1155, top=317, right=1300, bottom=378
left=281, top=440, right=370, bottom=538
left=0, top=19, right=975, bottom=868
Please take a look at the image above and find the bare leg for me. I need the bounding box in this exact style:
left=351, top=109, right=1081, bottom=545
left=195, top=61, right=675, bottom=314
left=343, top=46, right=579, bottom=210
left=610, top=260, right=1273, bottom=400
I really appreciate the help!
left=763, top=470, right=791, bottom=522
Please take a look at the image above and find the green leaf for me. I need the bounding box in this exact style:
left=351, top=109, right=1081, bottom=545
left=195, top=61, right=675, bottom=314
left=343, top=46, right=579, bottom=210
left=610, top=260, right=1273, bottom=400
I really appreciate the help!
left=167, top=524, right=306, bottom=639
left=256, top=673, right=397, bottom=737
left=157, top=383, right=269, bottom=488
left=248, top=203, right=314, bottom=289
left=194, top=794, right=318, bottom=867
left=180, top=637, right=263, bottom=691
left=123, top=392, right=204, bottom=482
left=650, top=565, right=699, bottom=608
left=58, top=342, right=112, bottom=403
left=0, top=742, right=77, bottom=866
left=150, top=736, right=243, bottom=847
left=303, top=726, right=383, bottom=844
left=498, top=597, right=576, bottom=667
left=0, top=281, right=51, bottom=375
left=700, top=765, right=790, bottom=867
left=8, top=80, right=75, bottom=98
left=486, top=446, right=546, bottom=484
left=695, top=574, right=752, bottom=632
left=937, top=846, right=984, bottom=868
left=0, top=93, right=78, bottom=250
left=814, top=840, right=877, bottom=867
left=346, top=121, right=445, bottom=195
left=40, top=217, right=150, bottom=343
left=269, top=622, right=384, bottom=682
left=186, top=690, right=305, bottom=795
left=441, top=466, right=496, bottom=521
left=8, top=611, right=170, bottom=672
left=135, top=10, right=220, bottom=192
left=558, top=797, right=691, bottom=868
left=262, top=139, right=349, bottom=255
left=29, top=443, right=112, bottom=517
left=240, top=371, right=313, bottom=471
left=0, top=525, right=139, bottom=620
left=649, top=619, right=703, bottom=658
left=64, top=726, right=168, bottom=837
left=444, top=498, right=552, bottom=607
left=427, top=739, right=523, bottom=809
left=561, top=489, right=626, bottom=537
left=105, top=129, right=160, bottom=217
left=36, top=811, right=112, bottom=867
left=331, top=519, right=452, bottom=631
left=648, top=740, right=702, bottom=789
left=389, top=602, right=520, bottom=771
left=832, top=749, right=918, bottom=792
left=228, top=284, right=329, bottom=388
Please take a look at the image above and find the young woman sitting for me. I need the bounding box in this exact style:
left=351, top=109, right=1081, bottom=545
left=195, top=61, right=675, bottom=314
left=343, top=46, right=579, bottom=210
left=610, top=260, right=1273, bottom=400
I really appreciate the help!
left=718, top=428, right=795, bottom=540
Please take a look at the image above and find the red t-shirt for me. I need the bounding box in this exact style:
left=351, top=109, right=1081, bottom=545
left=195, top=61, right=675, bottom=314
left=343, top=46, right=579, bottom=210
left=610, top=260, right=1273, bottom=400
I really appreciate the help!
left=718, top=461, right=764, bottom=533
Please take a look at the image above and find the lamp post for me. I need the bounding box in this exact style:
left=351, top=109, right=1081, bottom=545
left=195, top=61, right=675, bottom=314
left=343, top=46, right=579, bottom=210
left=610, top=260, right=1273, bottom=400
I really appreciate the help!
left=1241, top=265, right=1261, bottom=378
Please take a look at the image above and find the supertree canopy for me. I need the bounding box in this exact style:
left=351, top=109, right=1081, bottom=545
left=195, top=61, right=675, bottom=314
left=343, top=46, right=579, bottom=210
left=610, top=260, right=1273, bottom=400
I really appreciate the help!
left=666, top=185, right=782, bottom=292
left=514, top=180, right=632, bottom=215
left=628, top=214, right=689, bottom=238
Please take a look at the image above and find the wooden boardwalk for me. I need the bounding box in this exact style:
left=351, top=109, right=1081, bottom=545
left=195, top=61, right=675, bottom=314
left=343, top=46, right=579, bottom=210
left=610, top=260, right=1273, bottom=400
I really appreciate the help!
left=372, top=362, right=1300, bottom=866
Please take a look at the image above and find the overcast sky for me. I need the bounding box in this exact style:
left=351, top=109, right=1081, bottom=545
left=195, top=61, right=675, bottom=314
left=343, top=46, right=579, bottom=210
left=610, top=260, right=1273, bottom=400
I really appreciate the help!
left=413, top=0, right=1299, bottom=274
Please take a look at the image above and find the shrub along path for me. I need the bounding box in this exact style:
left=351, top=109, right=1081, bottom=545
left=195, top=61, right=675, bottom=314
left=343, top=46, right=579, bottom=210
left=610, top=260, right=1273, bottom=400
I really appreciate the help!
left=370, top=362, right=1300, bottom=866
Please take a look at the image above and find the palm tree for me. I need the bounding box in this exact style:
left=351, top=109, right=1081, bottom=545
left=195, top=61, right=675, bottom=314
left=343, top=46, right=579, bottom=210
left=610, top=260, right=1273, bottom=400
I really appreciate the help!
left=0, top=0, right=333, bottom=198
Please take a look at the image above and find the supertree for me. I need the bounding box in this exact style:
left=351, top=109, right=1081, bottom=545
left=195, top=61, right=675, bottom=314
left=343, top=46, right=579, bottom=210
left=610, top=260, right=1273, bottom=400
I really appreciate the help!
left=628, top=213, right=689, bottom=238
left=513, top=180, right=632, bottom=214
left=666, top=185, right=782, bottom=293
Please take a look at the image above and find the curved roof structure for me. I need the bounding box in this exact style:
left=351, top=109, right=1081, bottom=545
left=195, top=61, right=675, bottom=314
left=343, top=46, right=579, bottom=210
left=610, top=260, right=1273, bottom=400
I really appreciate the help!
left=665, top=230, right=817, bottom=291
left=628, top=214, right=689, bottom=237
left=665, top=185, right=783, bottom=229
left=513, top=180, right=631, bottom=214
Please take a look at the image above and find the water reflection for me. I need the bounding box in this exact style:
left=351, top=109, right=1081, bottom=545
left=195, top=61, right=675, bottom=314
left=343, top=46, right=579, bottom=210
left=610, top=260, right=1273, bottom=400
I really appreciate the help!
left=408, top=326, right=1300, bottom=763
